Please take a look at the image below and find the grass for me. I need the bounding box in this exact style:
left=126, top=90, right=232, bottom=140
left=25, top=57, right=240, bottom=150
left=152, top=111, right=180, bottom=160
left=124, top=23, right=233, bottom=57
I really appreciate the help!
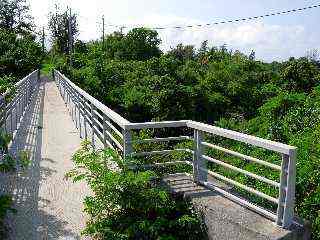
left=41, top=62, right=54, bottom=78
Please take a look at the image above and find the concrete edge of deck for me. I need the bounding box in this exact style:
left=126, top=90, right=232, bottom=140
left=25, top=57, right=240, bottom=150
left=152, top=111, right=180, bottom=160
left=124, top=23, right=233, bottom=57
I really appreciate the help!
left=162, top=173, right=311, bottom=240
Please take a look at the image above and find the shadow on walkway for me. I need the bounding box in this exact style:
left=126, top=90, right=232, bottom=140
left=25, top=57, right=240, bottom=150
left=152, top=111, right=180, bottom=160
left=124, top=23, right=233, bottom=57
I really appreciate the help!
left=0, top=79, right=80, bottom=239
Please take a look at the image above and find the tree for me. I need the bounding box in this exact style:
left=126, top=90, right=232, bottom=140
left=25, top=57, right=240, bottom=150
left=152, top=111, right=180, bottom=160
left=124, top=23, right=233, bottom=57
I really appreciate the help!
left=0, top=30, right=42, bottom=78
left=168, top=43, right=195, bottom=62
left=280, top=57, right=320, bottom=92
left=198, top=40, right=208, bottom=60
left=0, top=0, right=33, bottom=34
left=123, top=28, right=162, bottom=61
left=48, top=6, right=78, bottom=55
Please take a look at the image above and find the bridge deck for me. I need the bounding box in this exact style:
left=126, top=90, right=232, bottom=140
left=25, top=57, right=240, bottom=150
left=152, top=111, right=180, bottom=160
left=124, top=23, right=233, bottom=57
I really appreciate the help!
left=0, top=77, right=90, bottom=240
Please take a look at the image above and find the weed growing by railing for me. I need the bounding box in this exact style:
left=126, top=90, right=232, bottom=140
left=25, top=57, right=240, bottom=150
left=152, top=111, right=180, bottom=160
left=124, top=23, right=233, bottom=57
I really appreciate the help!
left=0, top=130, right=31, bottom=171
left=0, top=195, right=15, bottom=239
left=67, top=141, right=208, bottom=240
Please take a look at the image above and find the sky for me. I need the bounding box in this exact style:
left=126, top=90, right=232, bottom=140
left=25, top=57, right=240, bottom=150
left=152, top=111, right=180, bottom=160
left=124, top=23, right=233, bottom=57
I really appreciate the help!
left=28, top=0, right=320, bottom=62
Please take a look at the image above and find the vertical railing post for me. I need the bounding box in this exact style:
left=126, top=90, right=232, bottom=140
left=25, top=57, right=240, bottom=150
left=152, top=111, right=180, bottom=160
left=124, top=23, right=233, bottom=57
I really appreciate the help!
left=276, top=154, right=287, bottom=226
left=90, top=103, right=96, bottom=148
left=123, top=127, right=132, bottom=159
left=72, top=88, right=78, bottom=128
left=283, top=149, right=296, bottom=228
left=102, top=115, right=108, bottom=148
left=276, top=149, right=296, bottom=228
left=102, top=115, right=113, bottom=149
left=193, top=129, right=207, bottom=183
left=76, top=92, right=82, bottom=138
left=37, top=69, right=40, bottom=81
left=63, top=80, right=66, bottom=102
left=82, top=97, right=88, bottom=140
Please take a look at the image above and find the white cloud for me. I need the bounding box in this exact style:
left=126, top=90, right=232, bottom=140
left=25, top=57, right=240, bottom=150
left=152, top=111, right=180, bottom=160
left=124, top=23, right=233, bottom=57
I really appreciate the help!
left=28, top=0, right=319, bottom=62
left=114, top=14, right=317, bottom=61
left=137, top=14, right=315, bottom=62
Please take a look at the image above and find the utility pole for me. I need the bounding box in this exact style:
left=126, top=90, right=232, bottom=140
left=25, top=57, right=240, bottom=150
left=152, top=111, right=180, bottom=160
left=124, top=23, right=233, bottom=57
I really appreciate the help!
left=41, top=26, right=45, bottom=53
left=68, top=8, right=73, bottom=67
left=102, top=15, right=105, bottom=51
left=120, top=26, right=124, bottom=35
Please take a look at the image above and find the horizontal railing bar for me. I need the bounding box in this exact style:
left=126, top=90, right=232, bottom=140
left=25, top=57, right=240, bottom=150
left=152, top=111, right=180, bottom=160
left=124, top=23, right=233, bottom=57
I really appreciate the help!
left=185, top=149, right=195, bottom=154
left=1, top=70, right=38, bottom=136
left=141, top=161, right=193, bottom=168
left=133, top=136, right=192, bottom=144
left=93, top=126, right=123, bottom=152
left=131, top=148, right=191, bottom=157
left=188, top=121, right=296, bottom=155
left=67, top=87, right=123, bottom=140
left=105, top=138, right=116, bottom=150
left=104, top=128, right=123, bottom=151
left=93, top=117, right=103, bottom=129
left=2, top=69, right=37, bottom=98
left=93, top=126, right=122, bottom=152
left=204, top=168, right=279, bottom=204
left=93, top=126, right=105, bottom=143
left=202, top=155, right=280, bottom=188
left=124, top=120, right=188, bottom=130
left=94, top=109, right=103, bottom=120
left=202, top=141, right=281, bottom=171
left=104, top=118, right=123, bottom=139
left=200, top=181, right=277, bottom=221
left=80, top=109, right=123, bottom=150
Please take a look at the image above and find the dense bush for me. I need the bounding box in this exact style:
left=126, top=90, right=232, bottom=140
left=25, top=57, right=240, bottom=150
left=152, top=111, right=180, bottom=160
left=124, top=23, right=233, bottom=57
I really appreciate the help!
left=68, top=141, right=207, bottom=240
left=0, top=30, right=42, bottom=79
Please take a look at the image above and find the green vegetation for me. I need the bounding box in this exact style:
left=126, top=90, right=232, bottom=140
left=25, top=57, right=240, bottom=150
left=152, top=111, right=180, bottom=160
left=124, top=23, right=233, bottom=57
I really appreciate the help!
left=0, top=195, right=15, bottom=239
left=0, top=0, right=43, bottom=92
left=0, top=0, right=319, bottom=238
left=68, top=141, right=207, bottom=240
left=48, top=18, right=320, bottom=237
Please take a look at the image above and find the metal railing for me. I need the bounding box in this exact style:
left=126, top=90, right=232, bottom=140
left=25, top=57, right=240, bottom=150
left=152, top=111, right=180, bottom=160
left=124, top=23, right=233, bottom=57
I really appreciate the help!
left=54, top=69, right=297, bottom=229
left=0, top=70, right=39, bottom=135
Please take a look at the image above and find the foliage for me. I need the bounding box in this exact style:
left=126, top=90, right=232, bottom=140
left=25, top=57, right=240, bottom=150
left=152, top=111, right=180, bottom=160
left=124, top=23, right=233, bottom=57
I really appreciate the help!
left=48, top=5, right=78, bottom=55
left=100, top=28, right=161, bottom=61
left=18, top=150, right=31, bottom=168
left=0, top=29, right=43, bottom=79
left=0, top=195, right=15, bottom=239
left=0, top=0, right=33, bottom=34
left=49, top=28, right=320, bottom=239
left=68, top=141, right=207, bottom=240
left=0, top=75, right=14, bottom=95
left=0, top=130, right=31, bottom=171
left=280, top=57, right=320, bottom=92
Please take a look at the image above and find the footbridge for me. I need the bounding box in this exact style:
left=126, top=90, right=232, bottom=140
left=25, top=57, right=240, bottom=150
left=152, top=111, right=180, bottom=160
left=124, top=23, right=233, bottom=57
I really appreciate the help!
left=0, top=70, right=309, bottom=239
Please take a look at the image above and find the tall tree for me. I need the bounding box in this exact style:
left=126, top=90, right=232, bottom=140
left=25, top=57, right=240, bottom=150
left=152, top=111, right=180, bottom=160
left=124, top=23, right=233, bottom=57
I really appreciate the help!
left=168, top=43, right=195, bottom=62
left=48, top=6, right=78, bottom=55
left=124, top=28, right=162, bottom=61
left=0, top=0, right=33, bottom=34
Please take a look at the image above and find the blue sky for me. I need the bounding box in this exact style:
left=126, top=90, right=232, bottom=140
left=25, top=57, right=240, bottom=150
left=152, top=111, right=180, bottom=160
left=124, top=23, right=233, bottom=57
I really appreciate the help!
left=29, top=0, right=320, bottom=61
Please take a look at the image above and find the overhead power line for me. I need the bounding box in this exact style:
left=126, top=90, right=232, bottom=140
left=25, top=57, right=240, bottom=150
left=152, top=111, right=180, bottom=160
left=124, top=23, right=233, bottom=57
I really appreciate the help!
left=105, top=3, right=320, bottom=30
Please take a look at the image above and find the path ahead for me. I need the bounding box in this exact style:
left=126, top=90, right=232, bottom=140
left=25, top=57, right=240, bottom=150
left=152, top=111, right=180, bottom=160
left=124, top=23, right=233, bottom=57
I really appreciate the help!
left=0, top=77, right=90, bottom=240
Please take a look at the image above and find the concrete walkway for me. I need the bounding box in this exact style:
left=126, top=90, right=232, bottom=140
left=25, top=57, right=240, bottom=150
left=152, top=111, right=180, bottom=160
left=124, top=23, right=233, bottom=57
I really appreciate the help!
left=0, top=77, right=90, bottom=239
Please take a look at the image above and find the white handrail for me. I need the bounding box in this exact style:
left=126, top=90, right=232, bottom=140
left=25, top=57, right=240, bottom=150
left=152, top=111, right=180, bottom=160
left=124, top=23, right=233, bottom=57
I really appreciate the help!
left=0, top=70, right=39, bottom=136
left=54, top=70, right=130, bottom=129
left=187, top=121, right=296, bottom=155
left=53, top=69, right=296, bottom=229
